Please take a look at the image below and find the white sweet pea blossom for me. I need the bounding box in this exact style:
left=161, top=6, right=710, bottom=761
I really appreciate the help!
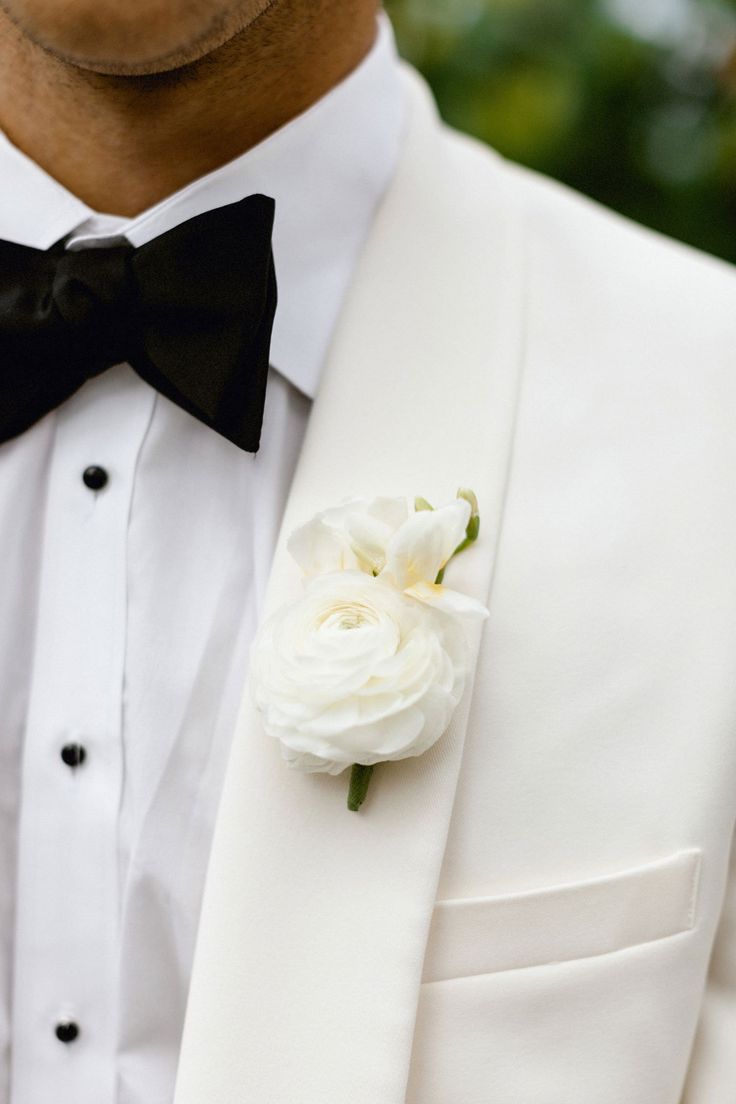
left=287, top=496, right=409, bottom=577
left=287, top=495, right=487, bottom=619
left=250, top=571, right=468, bottom=775
left=382, top=500, right=486, bottom=617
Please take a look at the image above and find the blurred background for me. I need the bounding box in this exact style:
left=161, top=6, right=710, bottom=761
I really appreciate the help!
left=384, top=0, right=736, bottom=263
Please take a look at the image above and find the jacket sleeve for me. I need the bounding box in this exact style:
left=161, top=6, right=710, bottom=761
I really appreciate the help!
left=682, top=822, right=736, bottom=1100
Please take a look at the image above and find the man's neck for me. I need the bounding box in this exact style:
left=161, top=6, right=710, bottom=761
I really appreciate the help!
left=0, top=2, right=378, bottom=217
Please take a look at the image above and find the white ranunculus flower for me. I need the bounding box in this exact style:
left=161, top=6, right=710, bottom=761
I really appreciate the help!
left=250, top=571, right=469, bottom=775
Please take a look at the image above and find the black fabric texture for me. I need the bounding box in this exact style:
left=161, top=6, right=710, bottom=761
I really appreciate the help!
left=0, top=193, right=278, bottom=452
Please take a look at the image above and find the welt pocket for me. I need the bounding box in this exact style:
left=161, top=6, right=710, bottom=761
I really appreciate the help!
left=421, top=848, right=702, bottom=984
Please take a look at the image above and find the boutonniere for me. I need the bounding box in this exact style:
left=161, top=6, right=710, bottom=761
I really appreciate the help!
left=250, top=489, right=488, bottom=811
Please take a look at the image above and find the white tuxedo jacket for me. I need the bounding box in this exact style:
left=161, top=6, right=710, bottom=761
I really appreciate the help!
left=173, top=67, right=736, bottom=1103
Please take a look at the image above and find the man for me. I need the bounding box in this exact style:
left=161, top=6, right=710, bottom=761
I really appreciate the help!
left=0, top=0, right=734, bottom=1100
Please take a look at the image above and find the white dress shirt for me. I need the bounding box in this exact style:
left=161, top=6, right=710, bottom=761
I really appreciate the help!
left=0, top=14, right=405, bottom=1103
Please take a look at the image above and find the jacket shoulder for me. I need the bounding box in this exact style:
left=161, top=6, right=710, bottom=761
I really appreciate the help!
left=439, top=123, right=736, bottom=346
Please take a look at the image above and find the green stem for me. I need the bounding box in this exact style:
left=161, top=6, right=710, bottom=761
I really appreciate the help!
left=435, top=515, right=481, bottom=585
left=347, top=764, right=374, bottom=811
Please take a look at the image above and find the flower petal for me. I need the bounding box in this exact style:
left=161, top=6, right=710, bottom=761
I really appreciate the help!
left=287, top=515, right=358, bottom=575
left=383, top=499, right=471, bottom=589
left=405, top=580, right=489, bottom=619
left=366, top=496, right=410, bottom=531
left=344, top=513, right=395, bottom=575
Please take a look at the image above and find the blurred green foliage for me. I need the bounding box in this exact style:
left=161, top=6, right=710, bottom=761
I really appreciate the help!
left=385, top=0, right=736, bottom=263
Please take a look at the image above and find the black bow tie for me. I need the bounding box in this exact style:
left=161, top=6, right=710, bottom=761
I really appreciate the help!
left=0, top=193, right=277, bottom=452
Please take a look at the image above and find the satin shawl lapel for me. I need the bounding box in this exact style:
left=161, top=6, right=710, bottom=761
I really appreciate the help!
left=174, top=69, right=527, bottom=1104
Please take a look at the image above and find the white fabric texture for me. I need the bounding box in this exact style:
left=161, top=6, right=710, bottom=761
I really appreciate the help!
left=0, top=14, right=405, bottom=1104
left=173, top=69, right=736, bottom=1104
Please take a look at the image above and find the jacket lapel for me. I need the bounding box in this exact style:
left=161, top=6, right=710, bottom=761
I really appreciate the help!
left=175, top=68, right=527, bottom=1104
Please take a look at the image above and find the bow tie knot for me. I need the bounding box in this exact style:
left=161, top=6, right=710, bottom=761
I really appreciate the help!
left=52, top=242, right=136, bottom=375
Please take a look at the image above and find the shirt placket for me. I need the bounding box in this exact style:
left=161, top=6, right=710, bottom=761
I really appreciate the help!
left=11, top=366, right=154, bottom=1104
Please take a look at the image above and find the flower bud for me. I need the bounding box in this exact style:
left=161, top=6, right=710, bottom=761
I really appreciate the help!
left=457, top=487, right=479, bottom=518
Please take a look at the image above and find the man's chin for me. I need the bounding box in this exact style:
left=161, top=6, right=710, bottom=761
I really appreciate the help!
left=0, top=0, right=268, bottom=76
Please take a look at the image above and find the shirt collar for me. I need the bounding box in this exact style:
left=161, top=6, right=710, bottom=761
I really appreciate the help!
left=0, top=12, right=406, bottom=399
